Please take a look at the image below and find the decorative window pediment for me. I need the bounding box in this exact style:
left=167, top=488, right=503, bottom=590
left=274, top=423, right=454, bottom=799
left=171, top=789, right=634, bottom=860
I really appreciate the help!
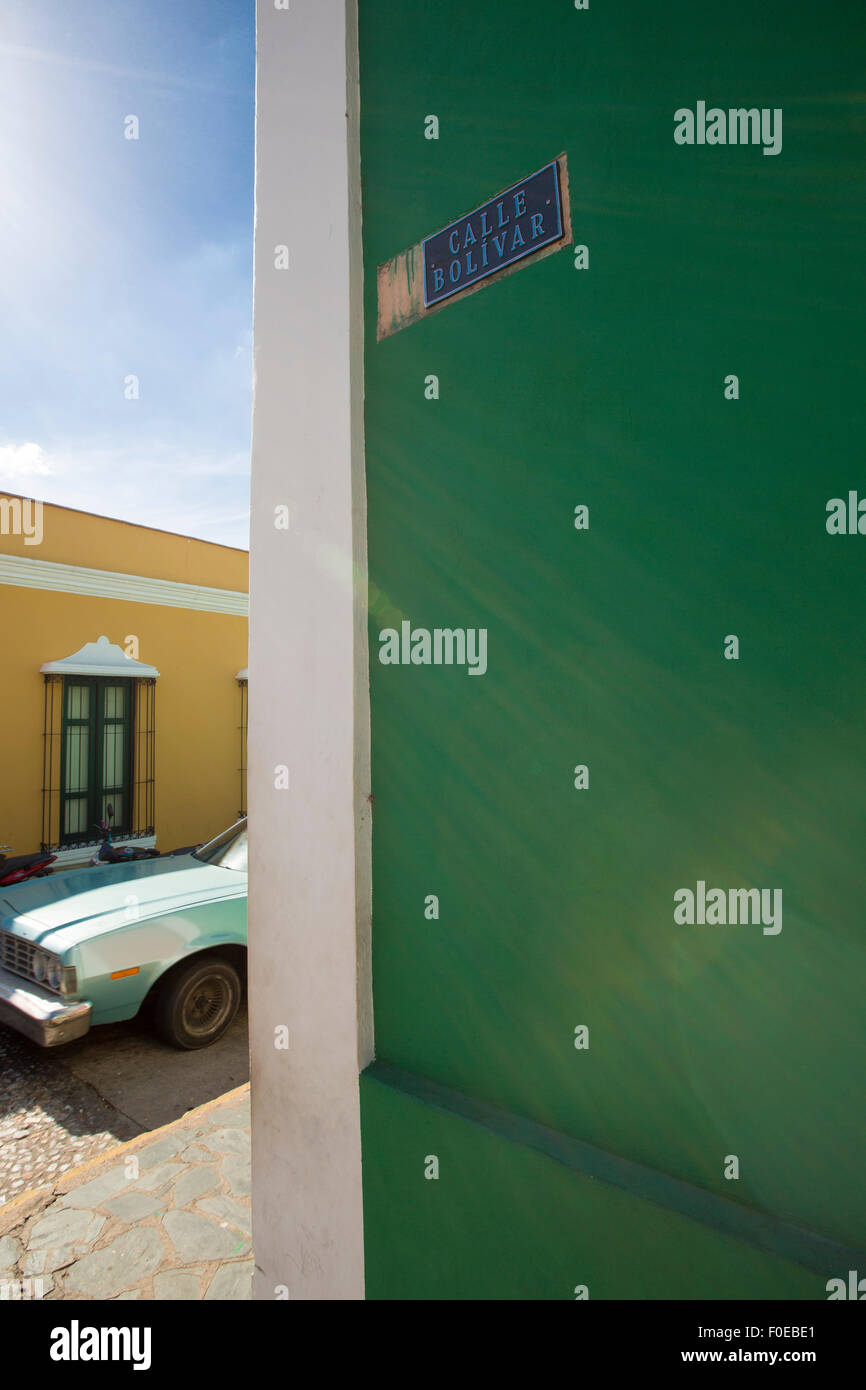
left=40, top=634, right=160, bottom=679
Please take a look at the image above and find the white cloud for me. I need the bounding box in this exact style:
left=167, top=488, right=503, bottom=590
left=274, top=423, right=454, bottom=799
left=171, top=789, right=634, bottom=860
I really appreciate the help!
left=0, top=441, right=53, bottom=479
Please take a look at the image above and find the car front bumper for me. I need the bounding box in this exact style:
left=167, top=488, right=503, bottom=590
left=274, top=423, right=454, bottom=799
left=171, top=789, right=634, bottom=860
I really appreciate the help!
left=0, top=967, right=92, bottom=1047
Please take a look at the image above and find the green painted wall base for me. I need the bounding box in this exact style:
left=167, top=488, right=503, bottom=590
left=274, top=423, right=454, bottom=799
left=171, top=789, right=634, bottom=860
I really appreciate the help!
left=360, top=1066, right=833, bottom=1301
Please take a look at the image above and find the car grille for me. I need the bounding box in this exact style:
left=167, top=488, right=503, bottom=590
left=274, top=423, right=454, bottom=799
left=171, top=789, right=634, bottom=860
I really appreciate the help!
left=0, top=931, right=42, bottom=987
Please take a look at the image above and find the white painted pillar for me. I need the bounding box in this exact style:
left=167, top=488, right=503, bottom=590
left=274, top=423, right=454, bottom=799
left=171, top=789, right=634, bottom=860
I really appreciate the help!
left=247, top=0, right=371, bottom=1301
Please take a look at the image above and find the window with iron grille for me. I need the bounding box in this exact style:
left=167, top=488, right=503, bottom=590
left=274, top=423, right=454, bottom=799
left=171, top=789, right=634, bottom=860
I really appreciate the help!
left=238, top=675, right=248, bottom=818
left=42, top=675, right=156, bottom=851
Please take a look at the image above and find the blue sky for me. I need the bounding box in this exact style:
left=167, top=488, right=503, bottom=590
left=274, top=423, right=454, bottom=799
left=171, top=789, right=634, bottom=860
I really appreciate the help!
left=0, top=0, right=254, bottom=549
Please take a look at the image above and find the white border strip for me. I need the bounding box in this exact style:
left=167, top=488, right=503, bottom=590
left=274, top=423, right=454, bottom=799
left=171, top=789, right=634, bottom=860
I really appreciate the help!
left=0, top=554, right=248, bottom=616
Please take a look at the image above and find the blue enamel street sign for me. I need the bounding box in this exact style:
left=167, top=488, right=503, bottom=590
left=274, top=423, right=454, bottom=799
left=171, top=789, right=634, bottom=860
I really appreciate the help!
left=422, top=161, right=564, bottom=308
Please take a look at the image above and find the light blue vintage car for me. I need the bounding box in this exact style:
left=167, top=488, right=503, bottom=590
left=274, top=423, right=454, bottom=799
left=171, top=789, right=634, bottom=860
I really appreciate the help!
left=0, top=819, right=247, bottom=1050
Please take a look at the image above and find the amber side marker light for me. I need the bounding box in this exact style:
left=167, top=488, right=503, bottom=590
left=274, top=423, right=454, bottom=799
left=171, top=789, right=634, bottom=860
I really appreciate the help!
left=111, top=967, right=140, bottom=980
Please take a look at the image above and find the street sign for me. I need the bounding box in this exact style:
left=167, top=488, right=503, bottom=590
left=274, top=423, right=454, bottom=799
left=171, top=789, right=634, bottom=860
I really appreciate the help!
left=422, top=161, right=564, bottom=308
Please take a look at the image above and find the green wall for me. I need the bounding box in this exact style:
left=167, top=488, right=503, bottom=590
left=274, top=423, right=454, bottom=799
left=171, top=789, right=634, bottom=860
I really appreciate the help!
left=359, top=0, right=866, bottom=1296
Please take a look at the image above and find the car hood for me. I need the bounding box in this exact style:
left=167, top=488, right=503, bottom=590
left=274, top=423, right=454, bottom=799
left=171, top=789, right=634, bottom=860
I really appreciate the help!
left=0, top=854, right=246, bottom=949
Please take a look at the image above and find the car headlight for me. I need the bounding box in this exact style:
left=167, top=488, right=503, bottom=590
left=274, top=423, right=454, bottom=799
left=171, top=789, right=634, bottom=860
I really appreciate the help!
left=31, top=950, right=48, bottom=983
left=47, top=958, right=63, bottom=991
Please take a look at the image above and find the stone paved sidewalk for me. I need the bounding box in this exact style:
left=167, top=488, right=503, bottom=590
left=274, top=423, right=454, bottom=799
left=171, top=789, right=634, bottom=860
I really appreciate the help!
left=0, top=1084, right=251, bottom=1300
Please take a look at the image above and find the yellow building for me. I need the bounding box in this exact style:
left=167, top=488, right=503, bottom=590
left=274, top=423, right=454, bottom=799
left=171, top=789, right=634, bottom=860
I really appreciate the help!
left=0, top=494, right=248, bottom=868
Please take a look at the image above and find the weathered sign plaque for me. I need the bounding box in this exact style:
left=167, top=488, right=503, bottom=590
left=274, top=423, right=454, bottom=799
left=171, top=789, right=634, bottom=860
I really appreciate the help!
left=422, top=161, right=564, bottom=308
left=376, top=153, right=572, bottom=341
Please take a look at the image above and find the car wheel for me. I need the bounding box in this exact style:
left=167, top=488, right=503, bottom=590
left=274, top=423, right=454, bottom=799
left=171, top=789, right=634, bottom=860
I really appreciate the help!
left=154, top=957, right=241, bottom=1050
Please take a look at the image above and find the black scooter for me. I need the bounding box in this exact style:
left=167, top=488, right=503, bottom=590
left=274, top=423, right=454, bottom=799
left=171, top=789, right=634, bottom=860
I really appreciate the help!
left=90, top=806, right=161, bottom=865
left=89, top=806, right=200, bottom=866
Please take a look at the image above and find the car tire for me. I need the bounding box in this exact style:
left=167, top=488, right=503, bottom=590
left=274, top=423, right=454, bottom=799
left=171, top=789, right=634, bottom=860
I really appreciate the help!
left=154, top=956, right=242, bottom=1050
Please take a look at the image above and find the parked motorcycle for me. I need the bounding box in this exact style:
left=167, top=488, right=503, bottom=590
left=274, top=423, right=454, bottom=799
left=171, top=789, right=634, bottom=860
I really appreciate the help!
left=89, top=806, right=201, bottom=866
left=0, top=844, right=57, bottom=886
left=90, top=808, right=161, bottom=866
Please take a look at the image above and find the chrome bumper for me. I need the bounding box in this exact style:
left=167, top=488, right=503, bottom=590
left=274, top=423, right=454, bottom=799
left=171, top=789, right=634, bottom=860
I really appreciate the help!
left=0, top=967, right=91, bottom=1047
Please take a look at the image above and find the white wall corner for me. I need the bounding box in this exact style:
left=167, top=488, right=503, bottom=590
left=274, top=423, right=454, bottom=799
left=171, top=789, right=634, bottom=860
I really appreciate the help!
left=248, top=0, right=369, bottom=1302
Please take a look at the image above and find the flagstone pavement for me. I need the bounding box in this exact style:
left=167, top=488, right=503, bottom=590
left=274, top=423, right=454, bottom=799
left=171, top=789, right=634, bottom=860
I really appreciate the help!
left=0, top=1084, right=252, bottom=1301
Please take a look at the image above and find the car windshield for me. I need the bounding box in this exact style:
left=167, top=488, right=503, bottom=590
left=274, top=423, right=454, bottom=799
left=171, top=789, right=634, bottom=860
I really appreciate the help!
left=193, top=820, right=248, bottom=872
